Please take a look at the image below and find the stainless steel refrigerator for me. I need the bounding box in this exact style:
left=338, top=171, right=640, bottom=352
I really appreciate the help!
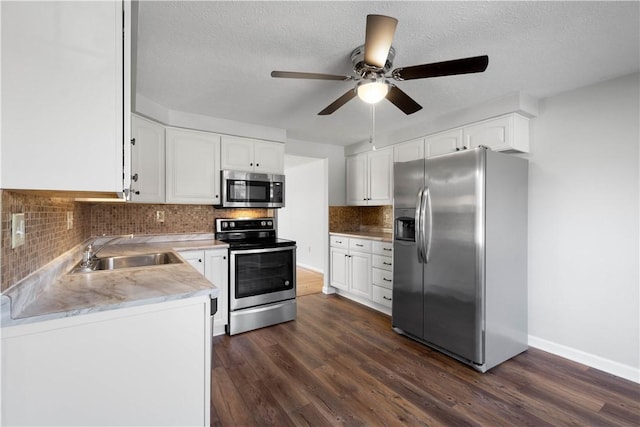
left=392, top=147, right=528, bottom=372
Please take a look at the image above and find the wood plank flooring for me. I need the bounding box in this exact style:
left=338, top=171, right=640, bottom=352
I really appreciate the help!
left=211, top=293, right=640, bottom=426
left=296, top=267, right=323, bottom=297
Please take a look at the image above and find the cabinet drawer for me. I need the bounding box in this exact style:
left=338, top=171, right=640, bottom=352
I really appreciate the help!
left=372, top=241, right=393, bottom=256
left=372, top=267, right=393, bottom=289
left=372, top=285, right=393, bottom=308
left=372, top=255, right=393, bottom=271
left=349, top=238, right=372, bottom=253
left=330, top=235, right=349, bottom=249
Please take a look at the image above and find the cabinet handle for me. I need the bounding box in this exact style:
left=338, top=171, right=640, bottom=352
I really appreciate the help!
left=383, top=296, right=392, bottom=301
left=198, top=259, right=202, bottom=263
left=256, top=163, right=260, bottom=167
left=133, top=190, right=140, bottom=195
left=130, top=138, right=135, bottom=146
left=132, top=173, right=138, bottom=182
left=355, top=244, right=364, bottom=247
left=250, top=162, right=253, bottom=166
left=336, top=240, right=343, bottom=244
left=383, top=248, right=392, bottom=252
left=223, top=256, right=226, bottom=260
left=383, top=262, right=392, bottom=266
left=383, top=278, right=392, bottom=282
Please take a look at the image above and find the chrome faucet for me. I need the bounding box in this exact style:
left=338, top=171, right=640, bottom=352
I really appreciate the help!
left=79, top=236, right=126, bottom=268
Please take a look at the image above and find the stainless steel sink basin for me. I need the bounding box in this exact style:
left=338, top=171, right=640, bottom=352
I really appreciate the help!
left=72, top=252, right=182, bottom=273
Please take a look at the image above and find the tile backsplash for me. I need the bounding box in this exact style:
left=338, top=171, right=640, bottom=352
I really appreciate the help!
left=329, top=205, right=392, bottom=233
left=1, top=190, right=91, bottom=291
left=1, top=189, right=268, bottom=291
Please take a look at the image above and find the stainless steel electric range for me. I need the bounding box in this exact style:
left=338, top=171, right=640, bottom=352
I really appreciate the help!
left=215, top=218, right=296, bottom=335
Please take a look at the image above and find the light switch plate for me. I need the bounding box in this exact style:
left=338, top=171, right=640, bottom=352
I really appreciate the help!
left=11, top=213, right=25, bottom=249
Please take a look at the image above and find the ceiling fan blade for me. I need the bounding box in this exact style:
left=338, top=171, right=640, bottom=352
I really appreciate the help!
left=364, top=15, right=398, bottom=68
left=386, top=86, right=422, bottom=115
left=392, top=55, right=489, bottom=81
left=318, top=89, right=357, bottom=115
left=271, top=71, right=352, bottom=81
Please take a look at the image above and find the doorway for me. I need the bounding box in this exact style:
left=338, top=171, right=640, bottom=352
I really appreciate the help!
left=278, top=155, right=328, bottom=296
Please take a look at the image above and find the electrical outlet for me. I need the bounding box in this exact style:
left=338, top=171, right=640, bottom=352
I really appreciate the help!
left=67, top=211, right=74, bottom=230
left=11, top=213, right=25, bottom=249
left=156, top=211, right=165, bottom=223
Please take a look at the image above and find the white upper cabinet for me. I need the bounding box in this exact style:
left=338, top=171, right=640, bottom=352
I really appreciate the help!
left=220, top=136, right=284, bottom=174
left=130, top=115, right=165, bottom=203
left=1, top=1, right=129, bottom=194
left=165, top=128, right=221, bottom=204
left=425, top=129, right=464, bottom=157
left=463, top=114, right=530, bottom=153
left=347, top=148, right=393, bottom=206
left=394, top=139, right=425, bottom=163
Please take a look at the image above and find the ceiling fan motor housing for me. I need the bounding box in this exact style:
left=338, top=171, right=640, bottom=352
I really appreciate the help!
left=351, top=45, right=396, bottom=77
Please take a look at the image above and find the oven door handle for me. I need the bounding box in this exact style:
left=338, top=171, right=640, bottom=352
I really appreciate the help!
left=230, top=245, right=296, bottom=255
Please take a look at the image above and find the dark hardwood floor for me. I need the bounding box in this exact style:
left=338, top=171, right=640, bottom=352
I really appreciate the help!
left=211, top=293, right=639, bottom=426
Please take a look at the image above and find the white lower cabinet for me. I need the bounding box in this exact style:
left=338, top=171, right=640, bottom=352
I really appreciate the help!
left=1, top=297, right=212, bottom=426
left=179, top=248, right=228, bottom=336
left=329, top=234, right=392, bottom=314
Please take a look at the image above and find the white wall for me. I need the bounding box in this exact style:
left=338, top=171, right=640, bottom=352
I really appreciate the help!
left=284, top=138, right=346, bottom=206
left=527, top=72, right=639, bottom=382
left=278, top=155, right=327, bottom=273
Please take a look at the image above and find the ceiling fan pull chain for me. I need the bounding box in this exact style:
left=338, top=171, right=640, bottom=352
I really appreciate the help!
left=370, top=104, right=376, bottom=151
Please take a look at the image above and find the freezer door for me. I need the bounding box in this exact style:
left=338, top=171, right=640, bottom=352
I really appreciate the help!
left=393, top=159, right=424, bottom=209
left=392, top=208, right=424, bottom=338
left=422, top=148, right=485, bottom=364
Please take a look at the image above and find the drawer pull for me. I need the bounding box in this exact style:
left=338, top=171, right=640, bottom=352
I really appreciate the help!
left=383, top=296, right=392, bottom=301
left=383, top=248, right=392, bottom=251
left=355, top=244, right=364, bottom=247
left=383, top=262, right=392, bottom=266
left=383, top=278, right=392, bottom=282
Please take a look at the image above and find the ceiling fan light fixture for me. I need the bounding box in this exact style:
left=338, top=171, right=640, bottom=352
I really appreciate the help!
left=357, top=80, right=389, bottom=104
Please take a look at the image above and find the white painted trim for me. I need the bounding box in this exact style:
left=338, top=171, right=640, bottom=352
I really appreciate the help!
left=528, top=335, right=640, bottom=384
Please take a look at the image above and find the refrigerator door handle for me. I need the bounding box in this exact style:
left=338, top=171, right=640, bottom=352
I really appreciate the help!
left=415, top=187, right=425, bottom=263
left=424, top=187, right=433, bottom=263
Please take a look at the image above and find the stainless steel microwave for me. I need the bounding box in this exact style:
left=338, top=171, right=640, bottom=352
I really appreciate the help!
left=221, top=170, right=285, bottom=208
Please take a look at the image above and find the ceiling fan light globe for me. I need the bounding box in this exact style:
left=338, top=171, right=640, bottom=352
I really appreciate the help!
left=357, top=81, right=389, bottom=104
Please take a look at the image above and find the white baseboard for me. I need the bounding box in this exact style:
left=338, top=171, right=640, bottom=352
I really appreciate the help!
left=296, top=263, right=324, bottom=274
left=528, top=335, right=639, bottom=384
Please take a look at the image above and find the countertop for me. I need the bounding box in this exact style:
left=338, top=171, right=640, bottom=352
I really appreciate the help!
left=330, top=230, right=393, bottom=242
left=1, top=234, right=229, bottom=327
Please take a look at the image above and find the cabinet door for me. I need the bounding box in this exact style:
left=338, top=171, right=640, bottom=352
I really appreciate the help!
left=463, top=114, right=529, bottom=153
left=346, top=154, right=368, bottom=206
left=180, top=250, right=205, bottom=275
left=367, top=149, right=393, bottom=205
left=349, top=251, right=372, bottom=299
left=394, top=139, right=425, bottom=163
left=220, top=136, right=255, bottom=172
left=254, top=141, right=284, bottom=174
left=130, top=115, right=165, bottom=203
left=166, top=128, right=221, bottom=204
left=1, top=1, right=126, bottom=193
left=205, top=249, right=228, bottom=335
left=425, top=129, right=463, bottom=157
left=330, top=247, right=349, bottom=291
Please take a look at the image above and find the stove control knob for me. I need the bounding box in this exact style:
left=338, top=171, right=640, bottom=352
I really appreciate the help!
left=267, top=221, right=273, bottom=226
left=229, top=222, right=235, bottom=228
left=261, top=221, right=266, bottom=226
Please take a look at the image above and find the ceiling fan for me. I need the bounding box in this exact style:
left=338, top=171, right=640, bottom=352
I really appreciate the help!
left=271, top=15, right=489, bottom=116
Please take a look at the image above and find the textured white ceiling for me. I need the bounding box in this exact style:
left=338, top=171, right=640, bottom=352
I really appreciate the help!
left=135, top=1, right=639, bottom=146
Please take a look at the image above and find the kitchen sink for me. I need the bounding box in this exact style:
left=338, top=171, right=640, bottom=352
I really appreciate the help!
left=71, top=252, right=182, bottom=273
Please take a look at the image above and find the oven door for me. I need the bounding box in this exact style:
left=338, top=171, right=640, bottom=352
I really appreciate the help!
left=229, top=246, right=296, bottom=310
